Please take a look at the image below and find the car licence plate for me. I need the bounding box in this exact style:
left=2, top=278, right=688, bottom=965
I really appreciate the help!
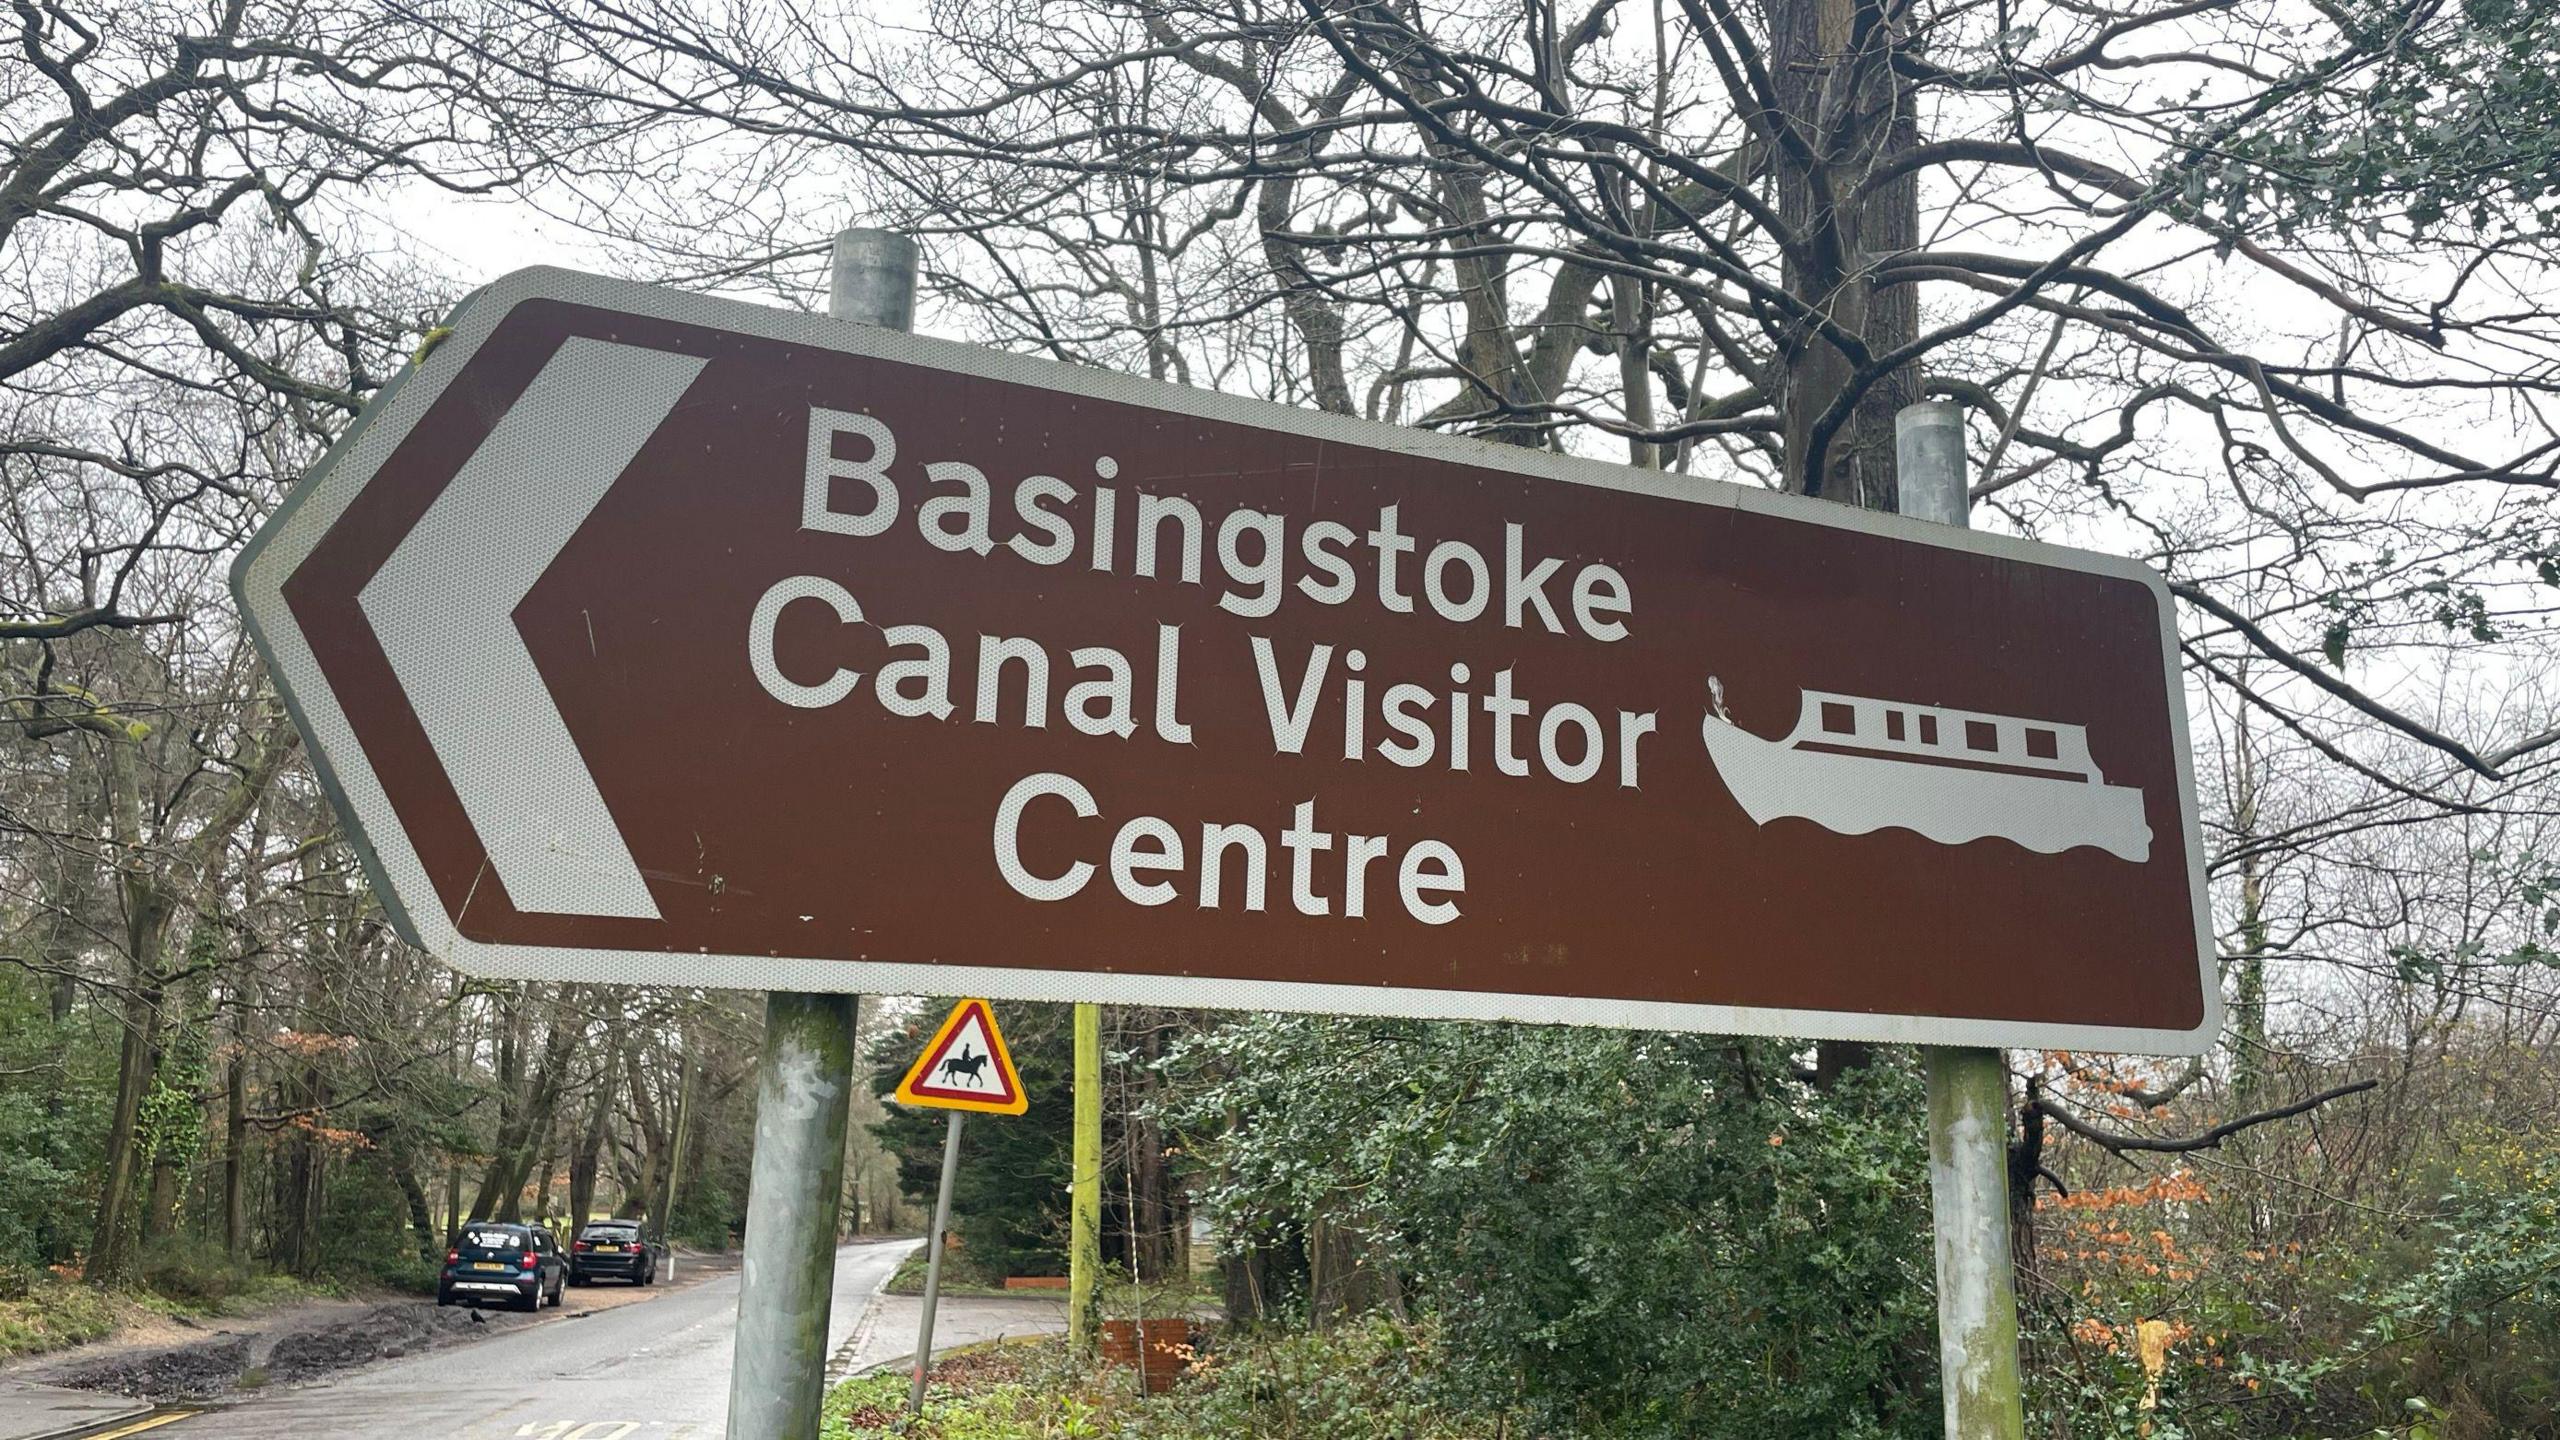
left=596, top=1244, right=621, bottom=1252
left=474, top=1261, right=509, bottom=1271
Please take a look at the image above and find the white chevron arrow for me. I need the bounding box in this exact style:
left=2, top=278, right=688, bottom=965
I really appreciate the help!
left=359, top=337, right=707, bottom=920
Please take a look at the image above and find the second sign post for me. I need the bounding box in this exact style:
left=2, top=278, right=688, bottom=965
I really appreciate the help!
left=891, top=999, right=1030, bottom=1413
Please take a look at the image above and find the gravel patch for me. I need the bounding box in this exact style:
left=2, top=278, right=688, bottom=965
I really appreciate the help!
left=52, top=1334, right=256, bottom=1403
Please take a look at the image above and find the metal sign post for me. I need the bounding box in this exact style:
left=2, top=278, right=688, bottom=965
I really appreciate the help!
left=727, top=228, right=918, bottom=1440
left=1926, top=1047, right=2026, bottom=1437
left=909, top=1111, right=964, bottom=1415
left=729, top=990, right=859, bottom=1438
left=1898, top=400, right=2027, bottom=1440
left=1069, top=1001, right=1102, bottom=1359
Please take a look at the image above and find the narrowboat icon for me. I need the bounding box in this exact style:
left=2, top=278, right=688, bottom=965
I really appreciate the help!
left=1699, top=681, right=2151, bottom=861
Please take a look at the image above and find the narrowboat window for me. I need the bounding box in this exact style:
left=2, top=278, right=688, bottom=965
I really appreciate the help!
left=1966, top=720, right=1999, bottom=751
left=1918, top=714, right=1939, bottom=744
left=2024, top=727, right=2059, bottom=760
left=1885, top=711, right=1907, bottom=741
left=1821, top=701, right=1857, bottom=734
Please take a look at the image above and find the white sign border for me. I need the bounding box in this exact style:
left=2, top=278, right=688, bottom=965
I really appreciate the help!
left=234, top=266, right=2222, bottom=1056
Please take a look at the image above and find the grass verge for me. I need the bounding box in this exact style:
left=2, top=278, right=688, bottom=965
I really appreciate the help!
left=822, top=1320, right=1504, bottom=1439
left=0, top=1253, right=359, bottom=1365
left=0, top=1273, right=120, bottom=1361
left=881, top=1253, right=1223, bottom=1312
left=879, top=1248, right=1016, bottom=1299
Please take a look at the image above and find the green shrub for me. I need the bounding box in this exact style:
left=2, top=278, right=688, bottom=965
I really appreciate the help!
left=1165, top=1020, right=1939, bottom=1439
left=2214, top=1145, right=2560, bottom=1440
left=133, top=1237, right=359, bottom=1310
left=0, top=1115, right=80, bottom=1271
left=0, top=1014, right=108, bottom=1270
left=139, top=1236, right=263, bottom=1306
left=2341, top=1151, right=2559, bottom=1432
left=668, top=1176, right=741, bottom=1250
left=338, top=1250, right=440, bottom=1297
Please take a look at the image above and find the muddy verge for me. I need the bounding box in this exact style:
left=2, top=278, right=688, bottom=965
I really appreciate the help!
left=49, top=1301, right=530, bottom=1402
left=51, top=1334, right=257, bottom=1403
left=266, top=1302, right=488, bottom=1383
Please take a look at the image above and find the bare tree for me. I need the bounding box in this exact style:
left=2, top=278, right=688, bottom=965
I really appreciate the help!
left=444, top=0, right=2560, bottom=827
left=0, top=0, right=603, bottom=1281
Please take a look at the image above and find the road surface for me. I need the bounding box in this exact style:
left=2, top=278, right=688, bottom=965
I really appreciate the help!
left=150, top=1239, right=919, bottom=1440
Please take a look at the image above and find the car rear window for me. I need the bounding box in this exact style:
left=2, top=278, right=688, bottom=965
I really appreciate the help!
left=463, top=1228, right=524, bottom=1250
left=581, top=1226, right=640, bottom=1241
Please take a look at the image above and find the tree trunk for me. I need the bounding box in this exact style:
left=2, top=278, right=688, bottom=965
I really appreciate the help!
left=1306, top=1213, right=1399, bottom=1328
left=272, top=1131, right=313, bottom=1275
left=472, top=988, right=580, bottom=1221
left=269, top=1059, right=331, bottom=1275
left=1613, top=272, right=1659, bottom=469
left=623, top=1040, right=668, bottom=1228
left=2231, top=730, right=2272, bottom=1111
left=442, top=992, right=467, bottom=1242
left=467, top=993, right=526, bottom=1224
left=223, top=1051, right=249, bottom=1260
left=655, top=1036, right=697, bottom=1242
left=1221, top=1244, right=1269, bottom=1324
left=91, top=734, right=169, bottom=1284
left=1768, top=0, right=1922, bottom=503
left=92, top=713, right=293, bottom=1282
left=525, top=1110, right=560, bottom=1223
left=385, top=1141, right=439, bottom=1258
left=568, top=1039, right=622, bottom=1227
left=1126, top=1019, right=1180, bottom=1282
left=1222, top=1222, right=1305, bottom=1327
left=144, top=1145, right=181, bottom=1246
left=1767, top=0, right=1923, bottom=1088
left=89, top=976, right=163, bottom=1283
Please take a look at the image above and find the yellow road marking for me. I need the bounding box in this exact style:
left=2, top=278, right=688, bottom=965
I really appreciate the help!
left=83, top=1415, right=199, bottom=1439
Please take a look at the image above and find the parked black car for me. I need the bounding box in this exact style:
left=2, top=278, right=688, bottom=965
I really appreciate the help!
left=437, top=1222, right=566, bottom=1311
left=568, top=1219, right=657, bottom=1286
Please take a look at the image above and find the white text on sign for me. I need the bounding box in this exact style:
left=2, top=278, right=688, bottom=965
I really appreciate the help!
left=747, top=409, right=1659, bottom=929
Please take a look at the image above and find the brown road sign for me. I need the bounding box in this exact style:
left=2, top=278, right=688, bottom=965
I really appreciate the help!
left=234, top=268, right=2216, bottom=1053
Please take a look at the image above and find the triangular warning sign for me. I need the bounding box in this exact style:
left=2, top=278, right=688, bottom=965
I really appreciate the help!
left=892, top=999, right=1028, bottom=1115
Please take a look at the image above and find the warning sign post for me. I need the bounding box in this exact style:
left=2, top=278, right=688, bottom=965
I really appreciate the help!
left=892, top=998, right=1029, bottom=1412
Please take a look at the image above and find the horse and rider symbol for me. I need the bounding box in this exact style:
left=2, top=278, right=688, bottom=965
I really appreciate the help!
left=935, top=1044, right=991, bottom=1088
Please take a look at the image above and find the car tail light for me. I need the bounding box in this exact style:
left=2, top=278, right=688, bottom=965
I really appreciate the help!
left=574, top=1241, right=592, bottom=1252
left=521, top=1252, right=538, bottom=1269
left=446, top=1250, right=459, bottom=1264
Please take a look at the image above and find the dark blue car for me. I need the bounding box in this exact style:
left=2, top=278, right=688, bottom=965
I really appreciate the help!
left=437, top=1222, right=566, bottom=1311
